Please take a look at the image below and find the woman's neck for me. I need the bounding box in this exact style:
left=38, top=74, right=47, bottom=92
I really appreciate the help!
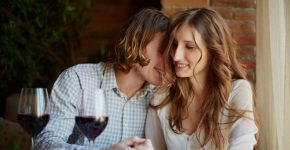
left=189, top=70, right=208, bottom=97
left=115, top=68, right=146, bottom=98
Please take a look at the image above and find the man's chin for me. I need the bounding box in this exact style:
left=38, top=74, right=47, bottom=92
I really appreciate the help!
left=151, top=79, right=161, bottom=86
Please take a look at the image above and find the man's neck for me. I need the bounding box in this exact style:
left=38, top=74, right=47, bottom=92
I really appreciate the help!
left=115, top=68, right=145, bottom=98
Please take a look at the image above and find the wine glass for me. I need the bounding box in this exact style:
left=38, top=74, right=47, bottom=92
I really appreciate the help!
left=75, top=89, right=109, bottom=146
left=17, top=88, right=50, bottom=150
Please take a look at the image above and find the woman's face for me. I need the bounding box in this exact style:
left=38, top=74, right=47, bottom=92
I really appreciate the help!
left=170, top=24, right=210, bottom=79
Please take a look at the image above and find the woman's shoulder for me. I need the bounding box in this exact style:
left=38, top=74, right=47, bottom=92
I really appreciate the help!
left=232, top=79, right=252, bottom=90
left=150, top=89, right=171, bottom=118
left=229, top=79, right=254, bottom=109
left=150, top=89, right=169, bottom=105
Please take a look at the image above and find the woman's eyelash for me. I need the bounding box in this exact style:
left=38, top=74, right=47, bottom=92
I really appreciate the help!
left=186, top=45, right=196, bottom=49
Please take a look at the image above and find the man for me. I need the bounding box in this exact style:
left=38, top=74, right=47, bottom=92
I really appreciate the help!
left=35, top=8, right=168, bottom=150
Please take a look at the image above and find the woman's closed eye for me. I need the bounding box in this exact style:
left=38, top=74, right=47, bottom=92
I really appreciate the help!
left=185, top=44, right=197, bottom=50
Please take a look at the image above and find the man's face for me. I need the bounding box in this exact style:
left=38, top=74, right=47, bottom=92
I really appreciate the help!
left=137, top=32, right=164, bottom=85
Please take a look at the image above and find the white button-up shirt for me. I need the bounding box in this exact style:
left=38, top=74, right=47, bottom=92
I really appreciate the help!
left=146, top=80, right=258, bottom=150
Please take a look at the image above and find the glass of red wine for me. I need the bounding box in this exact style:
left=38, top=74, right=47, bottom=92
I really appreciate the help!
left=17, top=88, right=50, bottom=150
left=75, top=89, right=109, bottom=146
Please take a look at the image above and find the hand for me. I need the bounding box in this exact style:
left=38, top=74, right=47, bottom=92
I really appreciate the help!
left=133, top=139, right=154, bottom=150
left=106, top=136, right=151, bottom=150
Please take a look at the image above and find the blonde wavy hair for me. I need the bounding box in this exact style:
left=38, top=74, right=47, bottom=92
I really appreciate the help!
left=154, top=8, right=259, bottom=149
left=106, top=8, right=168, bottom=72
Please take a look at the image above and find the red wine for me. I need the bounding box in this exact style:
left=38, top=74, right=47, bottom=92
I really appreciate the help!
left=75, top=116, right=108, bottom=141
left=17, top=114, right=49, bottom=137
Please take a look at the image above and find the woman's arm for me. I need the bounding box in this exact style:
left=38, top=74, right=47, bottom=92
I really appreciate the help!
left=228, top=80, right=258, bottom=150
left=145, top=107, right=167, bottom=150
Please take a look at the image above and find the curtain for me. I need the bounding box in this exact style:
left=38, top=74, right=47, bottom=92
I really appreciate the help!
left=256, top=0, right=290, bottom=149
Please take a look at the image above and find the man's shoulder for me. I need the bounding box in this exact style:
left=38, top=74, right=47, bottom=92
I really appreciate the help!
left=68, top=62, right=105, bottom=73
left=58, top=62, right=107, bottom=82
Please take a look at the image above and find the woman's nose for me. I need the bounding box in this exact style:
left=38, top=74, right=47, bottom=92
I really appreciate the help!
left=172, top=46, right=184, bottom=61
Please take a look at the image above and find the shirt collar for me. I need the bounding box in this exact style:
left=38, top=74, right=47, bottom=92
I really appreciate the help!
left=100, top=63, right=156, bottom=99
left=135, top=82, right=156, bottom=100
left=100, top=63, right=118, bottom=90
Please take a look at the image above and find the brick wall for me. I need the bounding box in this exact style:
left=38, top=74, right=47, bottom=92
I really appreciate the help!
left=161, top=0, right=257, bottom=82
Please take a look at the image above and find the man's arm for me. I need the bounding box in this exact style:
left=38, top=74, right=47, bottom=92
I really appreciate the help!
left=34, top=68, right=95, bottom=150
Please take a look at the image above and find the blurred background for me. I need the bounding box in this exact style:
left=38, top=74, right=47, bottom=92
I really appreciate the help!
left=0, top=0, right=163, bottom=119
left=0, top=0, right=257, bottom=120
left=1, top=0, right=289, bottom=150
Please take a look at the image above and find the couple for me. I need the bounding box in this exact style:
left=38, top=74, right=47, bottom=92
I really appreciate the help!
left=35, top=8, right=258, bottom=150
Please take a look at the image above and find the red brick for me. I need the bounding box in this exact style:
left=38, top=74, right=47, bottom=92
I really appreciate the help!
left=162, top=7, right=186, bottom=16
left=237, top=46, right=256, bottom=58
left=212, top=7, right=233, bottom=19
left=237, top=59, right=256, bottom=81
left=227, top=21, right=255, bottom=33
left=246, top=69, right=256, bottom=82
left=211, top=0, right=256, bottom=8
left=86, top=4, right=132, bottom=24
left=234, top=10, right=256, bottom=20
left=233, top=33, right=256, bottom=45
left=162, top=0, right=209, bottom=7
left=241, top=60, right=256, bottom=69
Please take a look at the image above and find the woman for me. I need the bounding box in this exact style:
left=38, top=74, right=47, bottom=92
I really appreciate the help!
left=146, top=8, right=258, bottom=150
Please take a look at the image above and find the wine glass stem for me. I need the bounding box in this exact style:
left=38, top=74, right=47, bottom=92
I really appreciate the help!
left=89, top=140, right=94, bottom=146
left=31, top=137, right=34, bottom=150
